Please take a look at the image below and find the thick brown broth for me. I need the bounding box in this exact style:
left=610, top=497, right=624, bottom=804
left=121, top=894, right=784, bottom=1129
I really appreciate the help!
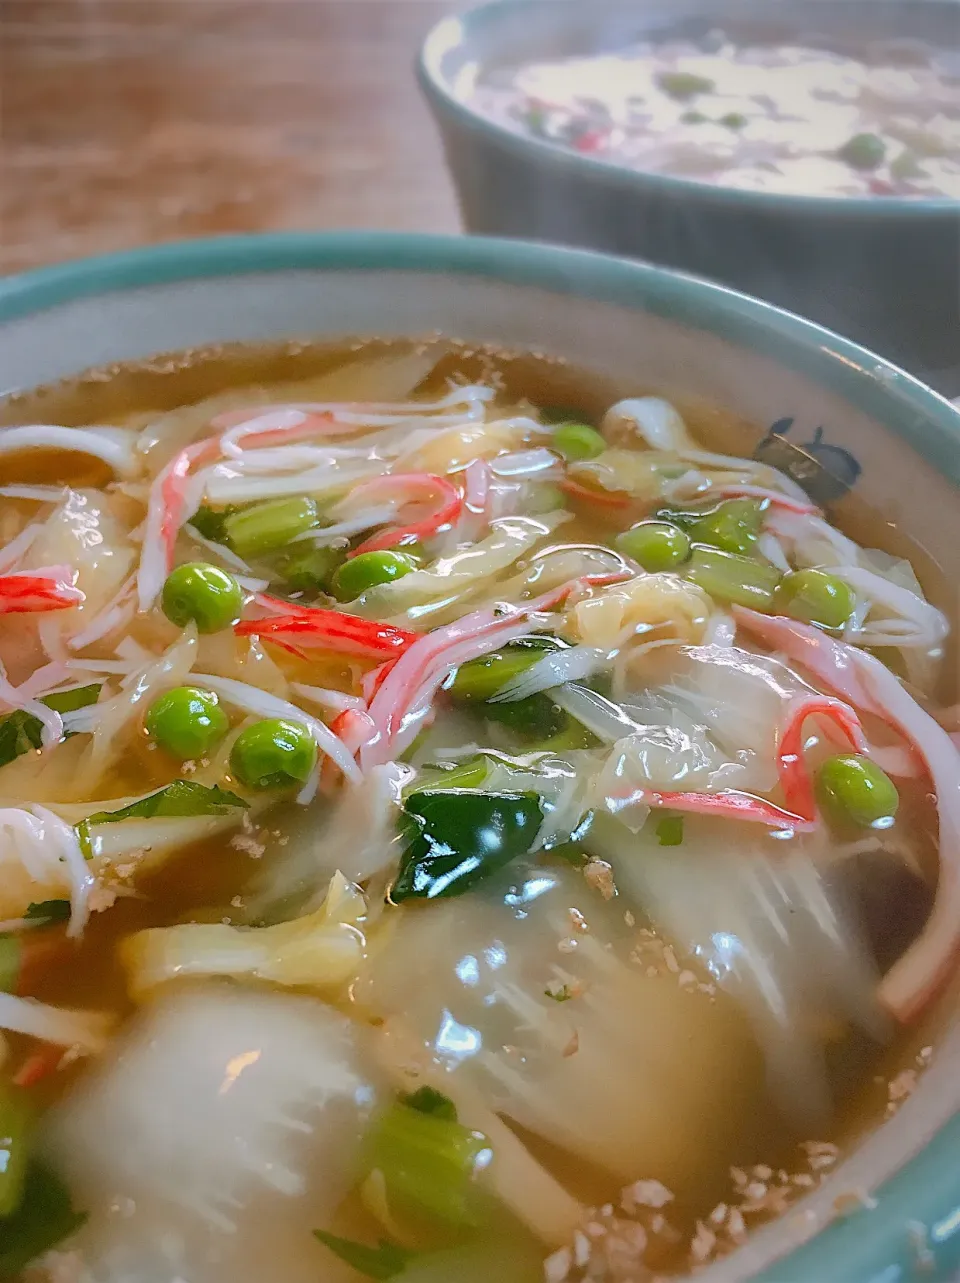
left=0, top=337, right=950, bottom=1279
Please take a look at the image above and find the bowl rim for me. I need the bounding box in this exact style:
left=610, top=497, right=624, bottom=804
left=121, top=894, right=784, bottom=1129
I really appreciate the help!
left=417, top=0, right=960, bottom=218
left=0, top=228, right=958, bottom=1281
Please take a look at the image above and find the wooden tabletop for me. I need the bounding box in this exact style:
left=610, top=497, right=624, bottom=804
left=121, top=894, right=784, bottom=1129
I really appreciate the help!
left=0, top=0, right=461, bottom=274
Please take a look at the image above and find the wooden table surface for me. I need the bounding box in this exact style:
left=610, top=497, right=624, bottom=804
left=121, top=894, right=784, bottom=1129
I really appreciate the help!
left=0, top=0, right=461, bottom=274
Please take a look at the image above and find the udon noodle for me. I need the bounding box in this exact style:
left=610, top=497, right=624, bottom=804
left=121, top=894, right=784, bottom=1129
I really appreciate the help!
left=0, top=340, right=954, bottom=1283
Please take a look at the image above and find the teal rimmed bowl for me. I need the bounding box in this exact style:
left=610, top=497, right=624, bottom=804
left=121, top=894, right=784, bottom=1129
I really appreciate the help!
left=418, top=0, right=960, bottom=398
left=0, top=230, right=958, bottom=1281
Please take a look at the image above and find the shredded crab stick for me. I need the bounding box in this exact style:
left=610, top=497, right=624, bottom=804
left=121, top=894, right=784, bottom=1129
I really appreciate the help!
left=212, top=384, right=495, bottom=442
left=334, top=473, right=462, bottom=556
left=735, top=607, right=960, bottom=1022
left=777, top=695, right=868, bottom=822
left=714, top=484, right=820, bottom=515
left=0, top=567, right=84, bottom=614
left=137, top=413, right=345, bottom=611
left=236, top=608, right=419, bottom=662
left=361, top=574, right=630, bottom=768
left=638, top=789, right=815, bottom=831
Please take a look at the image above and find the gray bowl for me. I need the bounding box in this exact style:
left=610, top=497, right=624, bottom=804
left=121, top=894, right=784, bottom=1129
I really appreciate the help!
left=418, top=0, right=960, bottom=397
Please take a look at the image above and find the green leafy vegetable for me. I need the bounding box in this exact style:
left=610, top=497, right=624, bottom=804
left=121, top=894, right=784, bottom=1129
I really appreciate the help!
left=365, top=1100, right=492, bottom=1227
left=394, top=790, right=543, bottom=901
left=0, top=684, right=100, bottom=771
left=313, top=1230, right=413, bottom=1280
left=0, top=1162, right=86, bottom=1278
left=400, top=1086, right=458, bottom=1121
left=545, top=983, right=574, bottom=1002
left=84, top=780, right=247, bottom=826
left=187, top=504, right=241, bottom=546
left=23, top=900, right=71, bottom=925
left=656, top=815, right=685, bottom=847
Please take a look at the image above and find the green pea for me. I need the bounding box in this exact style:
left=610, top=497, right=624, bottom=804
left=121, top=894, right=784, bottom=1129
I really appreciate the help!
left=838, top=132, right=886, bottom=171
left=224, top=495, right=320, bottom=559
left=690, top=499, right=765, bottom=556
left=145, top=686, right=229, bottom=761
left=658, top=71, right=715, bottom=100
left=552, top=422, right=607, bottom=462
left=816, top=754, right=900, bottom=828
left=775, top=569, right=856, bottom=630
left=331, top=550, right=418, bottom=602
left=230, top=718, right=318, bottom=790
left=161, top=562, right=242, bottom=634
left=616, top=521, right=691, bottom=572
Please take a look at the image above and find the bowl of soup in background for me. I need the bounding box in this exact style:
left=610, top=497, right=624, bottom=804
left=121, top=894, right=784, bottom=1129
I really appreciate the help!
left=0, top=231, right=959, bottom=1281
left=418, top=0, right=960, bottom=399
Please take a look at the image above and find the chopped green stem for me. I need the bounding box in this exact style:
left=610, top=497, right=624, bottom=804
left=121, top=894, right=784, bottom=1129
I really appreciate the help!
left=450, top=637, right=563, bottom=703
left=656, top=815, right=685, bottom=846
left=365, top=1099, right=492, bottom=1227
left=0, top=1087, right=32, bottom=1217
left=686, top=545, right=781, bottom=609
left=224, top=495, right=320, bottom=558
left=0, top=935, right=20, bottom=994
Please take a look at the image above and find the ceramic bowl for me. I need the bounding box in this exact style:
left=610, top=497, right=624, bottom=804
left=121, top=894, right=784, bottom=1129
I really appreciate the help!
left=0, top=231, right=958, bottom=1282
left=418, top=0, right=960, bottom=398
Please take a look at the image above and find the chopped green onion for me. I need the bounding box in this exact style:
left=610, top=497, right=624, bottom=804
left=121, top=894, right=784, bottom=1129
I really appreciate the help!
left=658, top=71, right=715, bottom=100
left=313, top=1230, right=413, bottom=1280
left=394, top=790, right=543, bottom=901
left=686, top=546, right=781, bottom=609
left=690, top=499, right=765, bottom=556
left=656, top=815, right=685, bottom=847
left=616, top=521, right=691, bottom=572
left=0, top=936, right=20, bottom=994
left=0, top=1086, right=32, bottom=1217
left=450, top=636, right=564, bottom=703
left=272, top=544, right=344, bottom=596
left=552, top=422, right=606, bottom=462
left=224, top=495, right=320, bottom=558
left=775, top=569, right=856, bottom=630
left=816, top=755, right=899, bottom=829
left=364, top=1099, right=492, bottom=1227
left=838, top=132, right=886, bottom=171
left=0, top=1162, right=88, bottom=1276
left=400, top=1087, right=458, bottom=1121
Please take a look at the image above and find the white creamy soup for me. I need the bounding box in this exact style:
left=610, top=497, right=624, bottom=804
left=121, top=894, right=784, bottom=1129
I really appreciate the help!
left=471, top=34, right=960, bottom=198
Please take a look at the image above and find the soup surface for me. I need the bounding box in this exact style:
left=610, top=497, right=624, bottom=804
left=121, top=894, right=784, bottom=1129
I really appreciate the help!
left=470, top=33, right=960, bottom=198
left=0, top=339, right=955, bottom=1283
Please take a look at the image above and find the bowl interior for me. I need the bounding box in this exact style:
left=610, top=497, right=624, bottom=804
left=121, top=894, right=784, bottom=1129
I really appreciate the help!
left=0, top=231, right=959, bottom=1282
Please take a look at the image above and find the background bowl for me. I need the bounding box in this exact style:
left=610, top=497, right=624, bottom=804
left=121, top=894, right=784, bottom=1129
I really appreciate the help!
left=418, top=0, right=960, bottom=398
left=0, top=230, right=959, bottom=1281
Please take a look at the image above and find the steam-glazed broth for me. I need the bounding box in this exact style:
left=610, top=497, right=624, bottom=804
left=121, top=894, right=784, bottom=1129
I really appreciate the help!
left=0, top=339, right=953, bottom=1283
